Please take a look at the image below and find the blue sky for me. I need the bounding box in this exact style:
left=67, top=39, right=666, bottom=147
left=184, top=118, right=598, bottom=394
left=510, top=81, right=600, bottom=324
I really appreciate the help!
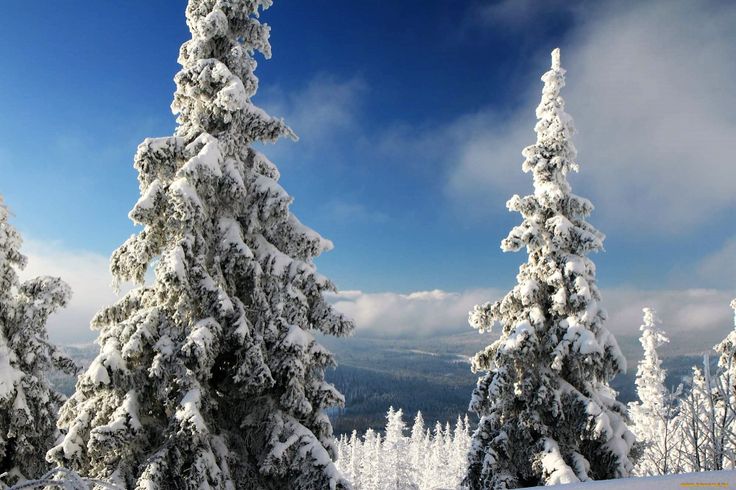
left=1, top=1, right=735, bottom=348
left=0, top=0, right=572, bottom=293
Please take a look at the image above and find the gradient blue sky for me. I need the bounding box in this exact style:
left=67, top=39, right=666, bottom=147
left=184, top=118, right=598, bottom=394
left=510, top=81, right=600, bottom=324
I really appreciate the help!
left=1, top=1, right=734, bottom=347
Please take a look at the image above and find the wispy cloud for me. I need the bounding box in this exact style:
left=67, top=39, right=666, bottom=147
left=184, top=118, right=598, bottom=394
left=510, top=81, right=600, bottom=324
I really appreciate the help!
left=257, top=75, right=367, bottom=160
left=696, top=236, right=736, bottom=289
left=321, top=199, right=390, bottom=225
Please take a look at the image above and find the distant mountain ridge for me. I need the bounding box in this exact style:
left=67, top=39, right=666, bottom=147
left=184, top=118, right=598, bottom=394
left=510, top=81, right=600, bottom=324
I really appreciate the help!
left=54, top=332, right=712, bottom=435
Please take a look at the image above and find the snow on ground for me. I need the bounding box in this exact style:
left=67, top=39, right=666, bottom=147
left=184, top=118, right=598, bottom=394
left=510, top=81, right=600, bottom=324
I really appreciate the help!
left=534, top=470, right=736, bottom=489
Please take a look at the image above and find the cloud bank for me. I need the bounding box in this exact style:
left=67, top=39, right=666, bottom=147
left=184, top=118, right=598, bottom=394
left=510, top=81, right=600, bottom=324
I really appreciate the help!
left=327, top=288, right=500, bottom=338
left=603, top=288, right=735, bottom=357
left=328, top=287, right=735, bottom=359
left=15, top=239, right=734, bottom=363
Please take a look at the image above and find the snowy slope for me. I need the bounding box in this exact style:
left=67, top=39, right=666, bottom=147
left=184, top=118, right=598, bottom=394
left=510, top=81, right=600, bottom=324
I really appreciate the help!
left=534, top=470, right=736, bottom=489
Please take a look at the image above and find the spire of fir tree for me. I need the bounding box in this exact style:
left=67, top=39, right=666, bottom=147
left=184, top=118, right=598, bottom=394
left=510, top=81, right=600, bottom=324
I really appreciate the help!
left=47, top=2, right=353, bottom=489
left=628, top=308, right=677, bottom=476
left=463, top=49, right=634, bottom=489
left=632, top=308, right=669, bottom=415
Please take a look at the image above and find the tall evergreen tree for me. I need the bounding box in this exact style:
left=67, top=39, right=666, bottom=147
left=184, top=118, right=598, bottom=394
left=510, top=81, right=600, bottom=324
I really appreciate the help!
left=47, top=1, right=352, bottom=488
left=675, top=357, right=736, bottom=473
left=450, top=416, right=471, bottom=483
left=346, top=430, right=362, bottom=485
left=382, top=407, right=415, bottom=490
left=463, top=49, right=634, bottom=489
left=678, top=365, right=709, bottom=472
left=409, top=411, right=426, bottom=485
left=360, top=429, right=382, bottom=490
left=0, top=196, right=76, bottom=485
left=427, top=421, right=449, bottom=486
left=630, top=308, right=668, bottom=421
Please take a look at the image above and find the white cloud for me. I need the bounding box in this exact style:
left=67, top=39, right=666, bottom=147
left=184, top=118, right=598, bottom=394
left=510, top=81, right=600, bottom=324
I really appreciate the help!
left=258, top=75, right=367, bottom=159
left=445, top=0, right=736, bottom=234
left=16, top=240, right=496, bottom=344
left=445, top=110, right=534, bottom=218
left=18, top=240, right=119, bottom=345
left=696, top=236, right=736, bottom=289
left=603, top=288, right=735, bottom=358
left=328, top=288, right=501, bottom=338
left=322, top=199, right=389, bottom=224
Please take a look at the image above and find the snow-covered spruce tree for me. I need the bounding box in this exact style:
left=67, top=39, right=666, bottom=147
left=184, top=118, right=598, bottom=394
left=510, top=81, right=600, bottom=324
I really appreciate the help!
left=715, top=299, right=736, bottom=382
left=677, top=363, right=710, bottom=472
left=382, top=407, right=415, bottom=490
left=426, top=421, right=449, bottom=487
left=346, top=430, right=362, bottom=485
left=676, top=359, right=735, bottom=472
left=360, top=429, right=382, bottom=490
left=450, top=416, right=471, bottom=483
left=0, top=197, right=76, bottom=486
left=463, top=49, right=634, bottom=489
left=628, top=308, right=681, bottom=476
left=409, top=411, right=427, bottom=485
left=46, top=2, right=353, bottom=489
left=631, top=309, right=668, bottom=418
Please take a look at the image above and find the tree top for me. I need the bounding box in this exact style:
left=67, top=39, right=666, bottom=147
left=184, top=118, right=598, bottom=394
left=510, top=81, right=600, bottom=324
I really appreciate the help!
left=551, top=47, right=561, bottom=71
